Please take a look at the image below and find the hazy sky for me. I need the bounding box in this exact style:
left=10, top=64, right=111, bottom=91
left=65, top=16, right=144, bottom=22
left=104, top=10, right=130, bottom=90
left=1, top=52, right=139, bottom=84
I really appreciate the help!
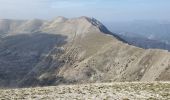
left=0, top=0, right=170, bottom=22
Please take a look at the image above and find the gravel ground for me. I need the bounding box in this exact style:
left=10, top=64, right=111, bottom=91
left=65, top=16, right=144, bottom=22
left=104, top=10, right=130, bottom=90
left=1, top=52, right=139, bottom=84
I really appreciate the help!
left=0, top=82, right=169, bottom=100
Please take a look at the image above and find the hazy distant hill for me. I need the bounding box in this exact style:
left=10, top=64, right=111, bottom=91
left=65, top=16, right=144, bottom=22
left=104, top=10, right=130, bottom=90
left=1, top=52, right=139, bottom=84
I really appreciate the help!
left=116, top=34, right=170, bottom=51
left=0, top=17, right=170, bottom=88
left=106, top=20, right=170, bottom=44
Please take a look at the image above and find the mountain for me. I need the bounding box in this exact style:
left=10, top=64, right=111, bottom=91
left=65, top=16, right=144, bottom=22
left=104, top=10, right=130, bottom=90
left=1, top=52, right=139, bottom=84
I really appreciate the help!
left=116, top=34, right=170, bottom=51
left=106, top=20, right=170, bottom=44
left=0, top=17, right=170, bottom=88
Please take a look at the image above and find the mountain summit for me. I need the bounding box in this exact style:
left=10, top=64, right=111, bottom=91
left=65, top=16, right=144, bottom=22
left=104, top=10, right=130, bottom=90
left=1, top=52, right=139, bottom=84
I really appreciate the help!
left=0, top=17, right=169, bottom=87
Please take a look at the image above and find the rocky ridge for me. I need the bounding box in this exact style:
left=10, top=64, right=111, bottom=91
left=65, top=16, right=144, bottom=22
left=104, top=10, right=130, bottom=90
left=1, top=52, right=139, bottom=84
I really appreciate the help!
left=0, top=16, right=169, bottom=87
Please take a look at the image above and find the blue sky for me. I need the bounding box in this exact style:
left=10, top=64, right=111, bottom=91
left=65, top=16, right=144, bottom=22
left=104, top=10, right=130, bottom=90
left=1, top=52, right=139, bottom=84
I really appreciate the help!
left=0, top=0, right=170, bottom=22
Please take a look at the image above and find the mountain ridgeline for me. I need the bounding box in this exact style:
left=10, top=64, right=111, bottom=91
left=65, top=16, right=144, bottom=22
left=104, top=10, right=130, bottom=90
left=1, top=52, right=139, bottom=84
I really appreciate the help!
left=0, top=17, right=169, bottom=88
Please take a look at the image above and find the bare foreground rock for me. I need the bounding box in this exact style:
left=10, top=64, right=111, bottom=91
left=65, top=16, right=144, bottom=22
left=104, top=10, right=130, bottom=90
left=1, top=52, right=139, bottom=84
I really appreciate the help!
left=0, top=82, right=169, bottom=100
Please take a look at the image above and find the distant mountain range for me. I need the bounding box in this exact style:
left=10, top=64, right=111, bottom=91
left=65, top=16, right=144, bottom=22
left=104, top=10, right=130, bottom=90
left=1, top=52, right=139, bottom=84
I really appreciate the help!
left=0, top=17, right=170, bottom=88
left=105, top=20, right=170, bottom=51
left=115, top=34, right=170, bottom=51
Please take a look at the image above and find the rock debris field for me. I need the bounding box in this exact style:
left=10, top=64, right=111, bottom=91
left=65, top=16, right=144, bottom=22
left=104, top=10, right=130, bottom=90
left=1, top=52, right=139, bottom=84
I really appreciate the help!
left=0, top=82, right=169, bottom=100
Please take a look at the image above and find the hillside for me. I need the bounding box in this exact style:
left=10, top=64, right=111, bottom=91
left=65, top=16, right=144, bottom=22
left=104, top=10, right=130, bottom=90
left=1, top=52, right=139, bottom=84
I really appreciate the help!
left=0, top=17, right=170, bottom=87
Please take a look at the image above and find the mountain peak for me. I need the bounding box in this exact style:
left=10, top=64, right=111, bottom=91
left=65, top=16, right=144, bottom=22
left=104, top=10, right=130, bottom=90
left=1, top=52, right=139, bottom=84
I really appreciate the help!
left=53, top=16, right=68, bottom=23
left=70, top=16, right=112, bottom=34
left=76, top=16, right=102, bottom=26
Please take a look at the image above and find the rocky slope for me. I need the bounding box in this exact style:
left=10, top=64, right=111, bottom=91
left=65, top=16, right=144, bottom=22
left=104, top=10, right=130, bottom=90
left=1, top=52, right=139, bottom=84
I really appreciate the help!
left=0, top=16, right=170, bottom=87
left=1, top=82, right=169, bottom=100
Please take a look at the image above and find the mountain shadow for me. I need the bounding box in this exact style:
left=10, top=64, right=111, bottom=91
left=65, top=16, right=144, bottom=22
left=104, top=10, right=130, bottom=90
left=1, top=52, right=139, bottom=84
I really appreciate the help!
left=0, top=33, right=67, bottom=88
